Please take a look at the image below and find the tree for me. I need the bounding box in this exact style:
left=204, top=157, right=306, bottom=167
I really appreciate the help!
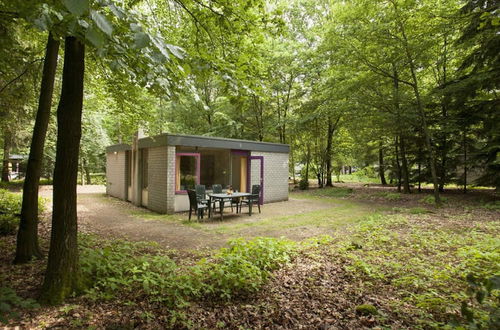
left=15, top=33, right=59, bottom=264
left=39, top=36, right=85, bottom=304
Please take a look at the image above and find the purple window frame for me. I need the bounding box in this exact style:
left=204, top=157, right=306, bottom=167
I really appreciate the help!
left=249, top=156, right=264, bottom=205
left=175, top=152, right=201, bottom=194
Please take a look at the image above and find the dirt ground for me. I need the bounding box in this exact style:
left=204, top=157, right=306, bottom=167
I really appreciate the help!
left=38, top=185, right=335, bottom=251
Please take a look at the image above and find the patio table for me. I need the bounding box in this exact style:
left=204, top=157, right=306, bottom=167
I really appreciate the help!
left=208, top=192, right=253, bottom=220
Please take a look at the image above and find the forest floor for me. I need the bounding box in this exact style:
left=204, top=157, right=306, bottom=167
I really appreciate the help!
left=1, top=183, right=499, bottom=328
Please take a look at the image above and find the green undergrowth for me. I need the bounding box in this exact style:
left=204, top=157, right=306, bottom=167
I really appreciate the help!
left=0, top=189, right=45, bottom=235
left=334, top=213, right=500, bottom=327
left=79, top=235, right=296, bottom=323
left=0, top=286, right=39, bottom=323
left=305, top=186, right=354, bottom=198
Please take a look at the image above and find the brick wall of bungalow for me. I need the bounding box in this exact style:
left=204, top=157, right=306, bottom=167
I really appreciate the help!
left=146, top=146, right=169, bottom=213
left=250, top=151, right=289, bottom=203
left=106, top=151, right=127, bottom=200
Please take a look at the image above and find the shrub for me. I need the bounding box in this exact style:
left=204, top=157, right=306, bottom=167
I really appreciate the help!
left=352, top=166, right=377, bottom=179
left=298, top=178, right=309, bottom=190
left=0, top=189, right=46, bottom=236
left=0, top=215, right=20, bottom=235
left=481, top=201, right=500, bottom=210
left=0, top=189, right=22, bottom=215
left=420, top=195, right=447, bottom=205
left=202, top=237, right=296, bottom=299
left=310, top=187, right=353, bottom=198
left=89, top=173, right=106, bottom=185
left=79, top=236, right=296, bottom=308
left=0, top=287, right=39, bottom=323
left=384, top=192, right=402, bottom=201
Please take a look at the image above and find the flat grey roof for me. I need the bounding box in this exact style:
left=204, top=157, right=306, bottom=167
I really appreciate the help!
left=137, top=133, right=289, bottom=153
left=106, top=143, right=131, bottom=153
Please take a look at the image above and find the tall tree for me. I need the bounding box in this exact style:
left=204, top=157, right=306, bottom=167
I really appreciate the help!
left=15, top=33, right=59, bottom=264
left=39, top=36, right=85, bottom=304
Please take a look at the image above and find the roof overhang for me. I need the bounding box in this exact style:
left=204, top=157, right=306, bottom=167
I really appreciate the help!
left=138, top=134, right=289, bottom=153
left=106, top=143, right=131, bottom=153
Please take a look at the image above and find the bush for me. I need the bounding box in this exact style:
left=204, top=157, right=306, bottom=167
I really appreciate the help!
left=352, top=166, right=377, bottom=179
left=0, top=189, right=22, bottom=215
left=0, top=214, right=20, bottom=235
left=89, top=173, right=106, bottom=185
left=79, top=236, right=296, bottom=308
left=202, top=237, right=296, bottom=299
left=420, top=195, right=447, bottom=205
left=298, top=178, right=309, bottom=190
left=0, top=287, right=39, bottom=323
left=0, top=189, right=45, bottom=236
left=310, top=187, right=353, bottom=198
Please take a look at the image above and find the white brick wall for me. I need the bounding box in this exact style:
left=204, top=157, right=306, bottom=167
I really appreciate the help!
left=106, top=151, right=127, bottom=200
left=251, top=151, right=289, bottom=203
left=147, top=146, right=169, bottom=213
left=166, top=146, right=176, bottom=213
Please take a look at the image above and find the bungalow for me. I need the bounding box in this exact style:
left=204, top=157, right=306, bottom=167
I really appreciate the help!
left=105, top=133, right=290, bottom=214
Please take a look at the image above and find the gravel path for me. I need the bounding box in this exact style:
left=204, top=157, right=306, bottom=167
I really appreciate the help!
left=38, top=185, right=334, bottom=251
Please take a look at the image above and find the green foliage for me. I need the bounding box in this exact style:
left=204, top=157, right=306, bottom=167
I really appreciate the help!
left=0, top=214, right=20, bottom=235
left=0, top=189, right=22, bottom=215
left=352, top=167, right=377, bottom=179
left=202, top=238, right=296, bottom=299
left=0, top=189, right=46, bottom=235
left=336, top=213, right=500, bottom=326
left=355, top=304, right=378, bottom=316
left=0, top=287, right=39, bottom=324
left=298, top=178, right=309, bottom=190
left=380, top=192, right=402, bottom=201
left=309, top=187, right=353, bottom=198
left=79, top=235, right=296, bottom=311
left=420, top=195, right=448, bottom=205
left=460, top=274, right=500, bottom=329
left=481, top=201, right=500, bottom=211
left=408, top=207, right=430, bottom=215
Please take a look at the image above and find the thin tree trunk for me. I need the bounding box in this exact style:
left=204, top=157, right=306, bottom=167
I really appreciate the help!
left=391, top=0, right=441, bottom=204
left=325, top=118, right=334, bottom=187
left=15, top=33, right=59, bottom=264
left=40, top=37, right=85, bottom=305
left=399, top=136, right=411, bottom=193
left=379, top=142, right=387, bottom=185
left=305, top=144, right=310, bottom=187
left=439, top=34, right=449, bottom=193
left=84, top=159, right=91, bottom=184
left=418, top=146, right=422, bottom=193
left=395, top=137, right=402, bottom=192
left=2, top=129, right=11, bottom=182
left=463, top=128, right=467, bottom=194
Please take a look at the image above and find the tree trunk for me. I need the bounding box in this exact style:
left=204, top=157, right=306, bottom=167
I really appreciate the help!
left=39, top=37, right=85, bottom=305
left=392, top=0, right=441, bottom=205
left=325, top=118, right=334, bottom=187
left=14, top=33, right=59, bottom=264
left=379, top=142, right=387, bottom=185
left=305, top=144, right=310, bottom=185
left=84, top=158, right=91, bottom=185
left=418, top=146, right=422, bottom=193
left=463, top=128, right=467, bottom=194
left=2, top=129, right=11, bottom=182
left=399, top=136, right=411, bottom=193
left=395, top=137, right=402, bottom=192
left=438, top=33, right=449, bottom=193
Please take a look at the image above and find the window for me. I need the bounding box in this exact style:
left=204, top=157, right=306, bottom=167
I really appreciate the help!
left=175, top=153, right=200, bottom=192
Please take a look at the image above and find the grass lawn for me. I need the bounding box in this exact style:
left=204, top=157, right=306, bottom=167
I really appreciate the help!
left=1, top=185, right=498, bottom=328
